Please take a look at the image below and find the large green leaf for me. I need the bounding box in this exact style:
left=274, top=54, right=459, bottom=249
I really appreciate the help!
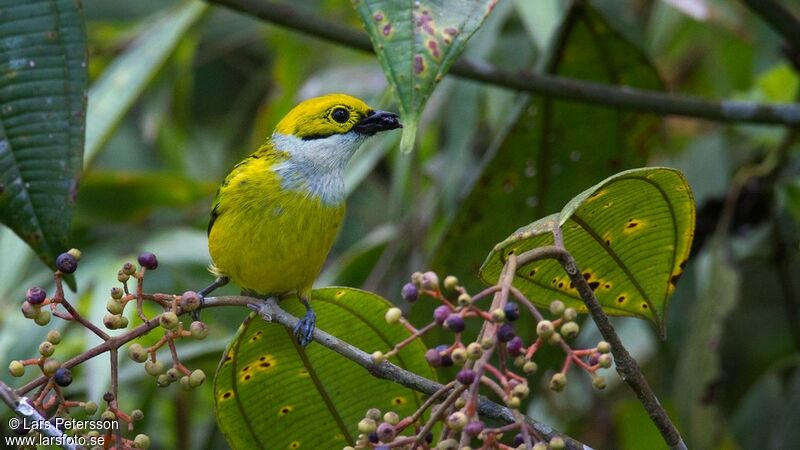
left=433, top=4, right=662, bottom=292
left=480, top=168, right=695, bottom=332
left=352, top=0, right=497, bottom=152
left=84, top=1, right=207, bottom=167
left=215, top=287, right=434, bottom=449
left=0, top=0, right=87, bottom=269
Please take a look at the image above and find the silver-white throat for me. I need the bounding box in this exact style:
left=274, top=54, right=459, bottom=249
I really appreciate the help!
left=271, top=131, right=367, bottom=205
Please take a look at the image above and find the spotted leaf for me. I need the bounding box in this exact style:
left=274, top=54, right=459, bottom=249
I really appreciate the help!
left=0, top=0, right=87, bottom=278
left=352, top=0, right=498, bottom=152
left=214, top=287, right=434, bottom=449
left=480, top=168, right=695, bottom=334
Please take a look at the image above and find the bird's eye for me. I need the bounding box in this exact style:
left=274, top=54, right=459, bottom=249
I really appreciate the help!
left=331, top=107, right=350, bottom=124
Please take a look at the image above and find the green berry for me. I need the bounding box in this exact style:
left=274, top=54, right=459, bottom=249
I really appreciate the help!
left=366, top=408, right=381, bottom=420
left=189, top=369, right=206, bottom=387
left=384, top=307, right=402, bottom=324
left=106, top=298, right=124, bottom=315
left=457, top=293, right=471, bottom=306
left=122, top=262, right=136, bottom=275
left=549, top=300, right=565, bottom=316
left=513, top=355, right=526, bottom=367
left=550, top=373, right=567, bottom=392
left=550, top=436, right=566, bottom=450
left=512, top=383, right=529, bottom=398
left=118, top=315, right=129, bottom=329
left=410, top=271, right=424, bottom=287
left=39, top=341, right=55, bottom=357
left=144, top=360, right=165, bottom=376
left=46, top=330, right=61, bottom=345
left=84, top=401, right=98, bottom=414
left=100, top=410, right=116, bottom=421
left=533, top=443, right=547, bottom=450
left=450, top=348, right=467, bottom=365
left=505, top=396, right=521, bottom=408
left=180, top=376, right=192, bottom=391
left=598, top=354, right=613, bottom=368
left=466, top=342, right=483, bottom=360
left=21, top=301, right=39, bottom=319
left=536, top=320, right=554, bottom=338
left=371, top=351, right=386, bottom=364
left=67, top=248, right=82, bottom=261
left=443, top=275, right=459, bottom=291
left=102, top=313, right=117, bottom=329
left=8, top=360, right=24, bottom=377
left=128, top=344, right=148, bottom=363
left=383, top=411, right=399, bottom=425
left=117, top=270, right=129, bottom=283
left=480, top=337, right=494, bottom=350
left=133, top=434, right=151, bottom=449
left=34, top=309, right=51, bottom=326
left=437, top=439, right=459, bottom=450
left=190, top=321, right=209, bottom=340
left=358, top=418, right=376, bottom=433
left=523, top=361, right=538, bottom=374
left=597, top=341, right=611, bottom=353
left=156, top=374, right=170, bottom=387
left=562, top=307, right=577, bottom=321
left=446, top=412, right=468, bottom=431
left=560, top=321, right=580, bottom=339
left=42, top=358, right=60, bottom=376
left=110, top=287, right=124, bottom=300
left=131, top=409, right=144, bottom=421
left=159, top=312, right=179, bottom=330
left=166, top=367, right=180, bottom=382
left=548, top=333, right=562, bottom=345
left=491, top=308, right=506, bottom=323
left=592, top=374, right=607, bottom=390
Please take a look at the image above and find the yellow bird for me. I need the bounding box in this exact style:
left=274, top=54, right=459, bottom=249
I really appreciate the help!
left=206, top=94, right=401, bottom=346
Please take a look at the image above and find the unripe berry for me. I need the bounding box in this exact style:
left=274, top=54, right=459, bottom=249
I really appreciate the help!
left=512, top=383, right=529, bottom=398
left=497, top=324, right=515, bottom=342
left=8, top=360, right=24, bottom=377
left=189, top=369, right=206, bottom=387
left=42, top=358, right=60, bottom=376
left=131, top=409, right=144, bottom=421
left=118, top=315, right=129, bottom=329
left=446, top=412, right=467, bottom=431
left=480, top=337, right=494, bottom=350
left=121, top=262, right=136, bottom=275
left=444, top=315, right=465, bottom=333
left=358, top=418, right=376, bottom=433
left=180, top=291, right=201, bottom=312
left=433, top=305, right=451, bottom=325
left=410, top=271, right=424, bottom=286
left=110, top=287, right=124, bottom=300
left=437, top=438, right=459, bottom=450
left=156, top=374, right=170, bottom=387
left=451, top=348, right=467, bottom=365
left=420, top=271, right=439, bottom=290
left=117, top=270, right=129, bottom=283
left=371, top=351, right=386, bottom=364
left=597, top=341, right=611, bottom=353
left=137, top=252, right=158, bottom=270
left=506, top=336, right=523, bottom=356
left=401, top=283, right=419, bottom=302
left=549, top=300, right=565, bottom=316
left=562, top=307, right=577, bottom=321
left=560, top=321, right=580, bottom=339
left=100, top=410, right=116, bottom=421
left=443, top=275, right=459, bottom=291
left=505, top=396, right=520, bottom=408
left=456, top=369, right=475, bottom=385
left=536, top=320, right=554, bottom=338
left=47, top=330, right=61, bottom=345
left=67, top=248, right=82, bottom=260
left=385, top=307, right=402, bottom=324
left=490, top=308, right=506, bottom=323
left=39, top=341, right=55, bottom=357
left=598, top=353, right=613, bottom=368
left=106, top=298, right=124, bottom=315
left=102, top=313, right=117, bottom=329
left=464, top=420, right=484, bottom=437
left=523, top=361, right=538, bottom=374
left=84, top=401, right=98, bottom=414
left=159, top=312, right=179, bottom=330
left=383, top=411, right=399, bottom=425
left=376, top=422, right=396, bottom=442
left=26, top=287, right=47, bottom=305
left=533, top=443, right=548, bottom=450
left=592, top=374, right=607, bottom=390
left=513, top=355, right=526, bottom=367
left=425, top=348, right=441, bottom=367
left=166, top=367, right=180, bottom=382
left=550, top=373, right=567, bottom=392
left=190, top=321, right=209, bottom=340
left=550, top=436, right=566, bottom=450
left=134, top=433, right=151, bottom=449
left=466, top=342, right=483, bottom=360
left=54, top=367, right=72, bottom=387
left=145, top=360, right=165, bottom=376
left=21, top=300, right=39, bottom=319
left=56, top=252, right=78, bottom=274
left=503, top=302, right=520, bottom=321
left=366, top=408, right=382, bottom=420
left=457, top=293, right=471, bottom=306
left=34, top=309, right=51, bottom=326
left=548, top=333, right=562, bottom=345
left=128, top=344, right=147, bottom=363
left=180, top=376, right=192, bottom=391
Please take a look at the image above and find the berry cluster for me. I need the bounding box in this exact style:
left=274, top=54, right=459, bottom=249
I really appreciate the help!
left=7, top=249, right=208, bottom=449
left=360, top=270, right=613, bottom=449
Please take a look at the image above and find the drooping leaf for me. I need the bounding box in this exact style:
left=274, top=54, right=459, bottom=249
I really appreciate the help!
left=84, top=1, right=207, bottom=167
left=0, top=0, right=87, bottom=272
left=352, top=0, right=498, bottom=152
left=434, top=4, right=662, bottom=293
left=215, top=287, right=434, bottom=449
left=480, top=168, right=695, bottom=333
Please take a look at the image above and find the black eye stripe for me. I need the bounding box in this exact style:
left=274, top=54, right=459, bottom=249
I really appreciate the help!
left=331, top=107, right=350, bottom=123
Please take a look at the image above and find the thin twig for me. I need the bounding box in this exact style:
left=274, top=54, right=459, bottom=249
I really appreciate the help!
left=206, top=0, right=800, bottom=126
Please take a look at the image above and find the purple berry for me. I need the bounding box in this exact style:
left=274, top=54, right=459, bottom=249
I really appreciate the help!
left=56, top=252, right=77, bottom=274
left=368, top=431, right=379, bottom=443
left=457, top=369, right=476, bottom=385
left=497, top=323, right=515, bottom=342
left=425, top=348, right=442, bottom=367
left=513, top=433, right=524, bottom=446
left=444, top=315, right=465, bottom=333
left=401, top=283, right=419, bottom=302
left=26, top=287, right=47, bottom=305
left=588, top=352, right=600, bottom=366
left=504, top=302, right=520, bottom=321
left=436, top=344, right=453, bottom=367
left=54, top=367, right=72, bottom=387
left=433, top=305, right=451, bottom=325
left=507, top=336, right=523, bottom=356
left=138, top=252, right=158, bottom=270
left=424, top=432, right=433, bottom=443
left=465, top=420, right=485, bottom=437
left=376, top=422, right=396, bottom=442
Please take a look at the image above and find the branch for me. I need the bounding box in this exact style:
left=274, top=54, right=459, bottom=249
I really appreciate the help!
left=206, top=0, right=800, bottom=126
left=0, top=380, right=81, bottom=450
left=741, top=0, right=800, bottom=47
left=516, top=246, right=687, bottom=450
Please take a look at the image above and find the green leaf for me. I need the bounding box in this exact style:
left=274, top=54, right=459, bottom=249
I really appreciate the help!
left=480, top=168, right=695, bottom=332
left=352, top=0, right=498, bottom=152
left=433, top=4, right=662, bottom=294
left=214, top=287, right=434, bottom=449
left=84, top=1, right=207, bottom=167
left=0, top=0, right=87, bottom=271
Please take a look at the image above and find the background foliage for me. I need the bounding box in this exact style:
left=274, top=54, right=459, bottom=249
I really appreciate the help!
left=1, top=0, right=799, bottom=449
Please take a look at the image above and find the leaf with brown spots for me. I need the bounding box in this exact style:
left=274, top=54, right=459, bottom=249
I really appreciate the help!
left=214, top=287, right=434, bottom=449
left=352, top=0, right=498, bottom=152
left=480, top=168, right=695, bottom=334
left=0, top=0, right=87, bottom=284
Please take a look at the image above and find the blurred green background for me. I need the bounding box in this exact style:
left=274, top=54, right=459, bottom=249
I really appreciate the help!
left=2, top=0, right=800, bottom=449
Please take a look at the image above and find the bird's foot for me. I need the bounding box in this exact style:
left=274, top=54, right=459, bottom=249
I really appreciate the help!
left=293, top=309, right=316, bottom=347
left=247, top=299, right=274, bottom=322
left=192, top=276, right=229, bottom=321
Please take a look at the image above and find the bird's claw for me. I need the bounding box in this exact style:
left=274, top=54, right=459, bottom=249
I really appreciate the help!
left=247, top=301, right=273, bottom=322
left=293, top=310, right=316, bottom=347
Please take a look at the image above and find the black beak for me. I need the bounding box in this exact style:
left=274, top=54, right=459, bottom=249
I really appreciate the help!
left=353, top=110, right=402, bottom=135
